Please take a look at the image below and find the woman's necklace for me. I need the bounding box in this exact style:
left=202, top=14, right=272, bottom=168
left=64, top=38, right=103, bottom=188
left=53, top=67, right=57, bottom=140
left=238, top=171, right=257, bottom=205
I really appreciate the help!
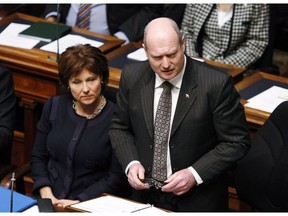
left=72, top=95, right=107, bottom=119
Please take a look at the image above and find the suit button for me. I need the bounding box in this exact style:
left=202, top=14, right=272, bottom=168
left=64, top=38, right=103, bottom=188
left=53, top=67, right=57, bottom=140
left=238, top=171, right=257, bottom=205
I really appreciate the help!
left=171, top=145, right=174, bottom=149
left=148, top=167, right=151, bottom=172
left=149, top=145, right=153, bottom=150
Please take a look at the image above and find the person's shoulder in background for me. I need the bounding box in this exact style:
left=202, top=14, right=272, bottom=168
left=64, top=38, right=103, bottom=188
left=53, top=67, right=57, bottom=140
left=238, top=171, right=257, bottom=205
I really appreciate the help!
left=161, top=4, right=186, bottom=28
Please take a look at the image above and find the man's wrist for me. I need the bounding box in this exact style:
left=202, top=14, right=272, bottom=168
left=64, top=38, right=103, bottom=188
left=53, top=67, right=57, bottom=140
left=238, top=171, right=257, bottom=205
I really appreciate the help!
left=188, top=166, right=203, bottom=185
left=125, top=160, right=140, bottom=175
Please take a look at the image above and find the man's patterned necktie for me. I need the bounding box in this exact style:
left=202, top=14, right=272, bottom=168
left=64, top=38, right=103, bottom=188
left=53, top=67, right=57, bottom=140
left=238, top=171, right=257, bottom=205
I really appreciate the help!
left=76, top=4, right=92, bottom=30
left=152, top=81, right=172, bottom=184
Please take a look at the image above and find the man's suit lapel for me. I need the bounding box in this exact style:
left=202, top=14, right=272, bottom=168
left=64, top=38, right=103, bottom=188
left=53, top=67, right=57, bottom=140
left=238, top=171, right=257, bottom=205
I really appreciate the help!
left=140, top=58, right=199, bottom=139
left=141, top=69, right=155, bottom=139
left=171, top=57, right=198, bottom=137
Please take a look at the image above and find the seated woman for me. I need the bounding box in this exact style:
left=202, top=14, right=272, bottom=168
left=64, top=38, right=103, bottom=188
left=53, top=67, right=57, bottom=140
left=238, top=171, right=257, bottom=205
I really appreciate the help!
left=181, top=4, right=269, bottom=69
left=31, top=44, right=129, bottom=208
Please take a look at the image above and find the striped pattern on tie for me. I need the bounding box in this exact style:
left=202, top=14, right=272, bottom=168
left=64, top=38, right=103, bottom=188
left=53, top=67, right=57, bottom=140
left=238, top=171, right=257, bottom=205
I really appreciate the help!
left=76, top=4, right=92, bottom=30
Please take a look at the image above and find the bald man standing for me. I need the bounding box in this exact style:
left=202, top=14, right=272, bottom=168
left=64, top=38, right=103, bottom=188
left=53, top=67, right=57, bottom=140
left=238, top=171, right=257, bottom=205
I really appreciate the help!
left=109, top=17, right=250, bottom=212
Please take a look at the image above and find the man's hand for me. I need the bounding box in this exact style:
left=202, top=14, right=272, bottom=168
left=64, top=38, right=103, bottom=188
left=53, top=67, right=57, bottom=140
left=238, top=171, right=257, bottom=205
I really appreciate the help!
left=46, top=16, right=57, bottom=22
left=127, top=163, right=149, bottom=190
left=161, top=168, right=196, bottom=195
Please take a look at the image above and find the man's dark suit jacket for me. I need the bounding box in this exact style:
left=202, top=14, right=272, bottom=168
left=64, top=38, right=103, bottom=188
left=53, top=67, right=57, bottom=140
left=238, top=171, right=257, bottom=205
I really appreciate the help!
left=43, top=4, right=163, bottom=42
left=109, top=56, right=250, bottom=211
left=0, top=65, right=16, bottom=165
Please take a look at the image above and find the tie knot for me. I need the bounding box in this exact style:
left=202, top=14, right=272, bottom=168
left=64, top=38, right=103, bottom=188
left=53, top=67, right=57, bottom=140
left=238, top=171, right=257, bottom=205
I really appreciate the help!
left=162, top=81, right=172, bottom=90
left=79, top=3, right=92, bottom=9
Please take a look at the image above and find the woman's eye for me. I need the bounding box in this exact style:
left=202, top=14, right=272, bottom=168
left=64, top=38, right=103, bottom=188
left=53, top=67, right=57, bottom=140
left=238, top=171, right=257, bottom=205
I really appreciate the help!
left=73, top=80, right=81, bottom=85
left=87, top=78, right=96, bottom=82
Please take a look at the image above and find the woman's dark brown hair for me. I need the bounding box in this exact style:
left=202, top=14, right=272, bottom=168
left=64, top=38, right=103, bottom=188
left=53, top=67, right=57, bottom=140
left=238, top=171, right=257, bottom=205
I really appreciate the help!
left=58, top=44, right=109, bottom=91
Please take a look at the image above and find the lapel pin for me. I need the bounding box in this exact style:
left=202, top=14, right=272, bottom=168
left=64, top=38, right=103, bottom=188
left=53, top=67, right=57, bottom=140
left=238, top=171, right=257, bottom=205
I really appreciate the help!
left=185, top=94, right=189, bottom=98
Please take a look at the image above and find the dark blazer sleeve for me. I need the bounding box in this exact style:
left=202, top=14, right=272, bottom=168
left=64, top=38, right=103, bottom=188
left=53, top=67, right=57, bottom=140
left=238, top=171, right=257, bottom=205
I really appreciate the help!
left=31, top=98, right=54, bottom=193
left=191, top=65, right=250, bottom=182
left=107, top=4, right=163, bottom=42
left=42, top=4, right=71, bottom=23
left=109, top=65, right=140, bottom=170
left=0, top=65, right=16, bottom=164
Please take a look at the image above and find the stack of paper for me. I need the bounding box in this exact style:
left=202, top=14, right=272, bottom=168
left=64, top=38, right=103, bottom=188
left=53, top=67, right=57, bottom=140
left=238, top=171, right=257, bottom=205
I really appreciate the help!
left=0, top=22, right=104, bottom=53
left=70, top=195, right=167, bottom=213
left=244, top=86, right=288, bottom=113
left=127, top=48, right=147, bottom=61
left=40, top=34, right=104, bottom=54
left=0, top=23, right=40, bottom=49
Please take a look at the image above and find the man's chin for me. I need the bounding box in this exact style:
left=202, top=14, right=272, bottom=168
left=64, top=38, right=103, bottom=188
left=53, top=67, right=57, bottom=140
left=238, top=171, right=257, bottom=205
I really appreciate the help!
left=159, top=71, right=176, bottom=80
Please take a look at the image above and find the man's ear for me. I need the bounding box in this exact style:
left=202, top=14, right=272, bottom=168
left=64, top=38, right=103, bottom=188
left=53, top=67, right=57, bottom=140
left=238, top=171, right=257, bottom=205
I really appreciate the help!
left=142, top=43, right=148, bottom=58
left=181, top=36, right=186, bottom=52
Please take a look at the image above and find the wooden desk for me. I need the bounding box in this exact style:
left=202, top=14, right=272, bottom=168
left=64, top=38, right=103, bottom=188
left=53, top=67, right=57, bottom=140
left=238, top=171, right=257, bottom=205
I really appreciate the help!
left=235, top=71, right=288, bottom=132
left=205, top=59, right=246, bottom=83
left=106, top=42, right=246, bottom=83
left=0, top=13, right=124, bottom=165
